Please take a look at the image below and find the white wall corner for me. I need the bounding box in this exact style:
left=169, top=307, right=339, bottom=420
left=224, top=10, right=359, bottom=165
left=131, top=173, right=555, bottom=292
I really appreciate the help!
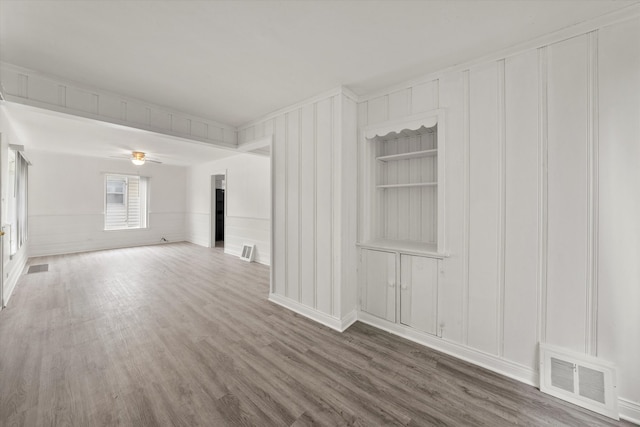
left=239, top=85, right=350, bottom=130
left=185, top=234, right=210, bottom=249
left=237, top=134, right=273, bottom=153
left=339, top=86, right=360, bottom=103
left=269, top=293, right=355, bottom=332
left=340, top=309, right=358, bottom=331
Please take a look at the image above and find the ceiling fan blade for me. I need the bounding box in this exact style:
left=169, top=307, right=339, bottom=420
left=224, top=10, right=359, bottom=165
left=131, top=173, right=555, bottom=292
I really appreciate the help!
left=146, top=159, right=163, bottom=164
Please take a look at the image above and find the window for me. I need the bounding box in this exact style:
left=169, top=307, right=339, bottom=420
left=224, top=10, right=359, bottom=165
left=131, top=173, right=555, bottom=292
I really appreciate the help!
left=106, top=179, right=125, bottom=205
left=105, top=174, right=148, bottom=230
left=8, top=147, right=29, bottom=256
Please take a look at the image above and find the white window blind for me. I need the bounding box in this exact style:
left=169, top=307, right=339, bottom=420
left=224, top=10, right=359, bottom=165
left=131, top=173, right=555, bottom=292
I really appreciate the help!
left=105, top=174, right=148, bottom=230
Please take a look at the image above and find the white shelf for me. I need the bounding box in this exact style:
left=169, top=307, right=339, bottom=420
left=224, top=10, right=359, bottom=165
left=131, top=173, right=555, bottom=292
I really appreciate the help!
left=377, top=182, right=437, bottom=189
left=361, top=111, right=444, bottom=258
left=376, top=149, right=437, bottom=162
left=357, top=239, right=445, bottom=259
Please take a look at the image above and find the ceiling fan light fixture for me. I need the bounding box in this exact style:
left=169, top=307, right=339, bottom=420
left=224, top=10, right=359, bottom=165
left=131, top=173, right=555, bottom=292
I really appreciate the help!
left=131, top=151, right=146, bottom=165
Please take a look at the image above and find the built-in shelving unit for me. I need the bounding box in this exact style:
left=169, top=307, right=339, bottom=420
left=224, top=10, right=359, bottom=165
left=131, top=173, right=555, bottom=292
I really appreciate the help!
left=359, top=110, right=445, bottom=256
left=357, top=109, right=446, bottom=338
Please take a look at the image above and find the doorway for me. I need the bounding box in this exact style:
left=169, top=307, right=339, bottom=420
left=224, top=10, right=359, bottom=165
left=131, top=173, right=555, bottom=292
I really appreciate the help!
left=211, top=173, right=226, bottom=249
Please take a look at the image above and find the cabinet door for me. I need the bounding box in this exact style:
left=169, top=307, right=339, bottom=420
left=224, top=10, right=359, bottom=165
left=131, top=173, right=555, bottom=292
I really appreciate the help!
left=360, top=249, right=396, bottom=322
left=400, top=255, right=438, bottom=335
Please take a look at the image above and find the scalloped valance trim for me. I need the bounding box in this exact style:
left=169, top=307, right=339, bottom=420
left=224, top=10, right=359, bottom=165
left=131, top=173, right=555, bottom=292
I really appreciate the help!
left=363, top=109, right=443, bottom=140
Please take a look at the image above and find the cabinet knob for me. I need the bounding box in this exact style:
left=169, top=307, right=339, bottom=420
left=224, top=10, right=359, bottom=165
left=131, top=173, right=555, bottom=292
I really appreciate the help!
left=388, top=282, right=395, bottom=288
left=400, top=284, right=408, bottom=290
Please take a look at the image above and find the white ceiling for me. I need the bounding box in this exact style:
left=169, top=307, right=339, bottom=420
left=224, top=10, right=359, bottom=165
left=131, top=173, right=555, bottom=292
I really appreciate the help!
left=1, top=0, right=638, bottom=128
left=1, top=102, right=238, bottom=166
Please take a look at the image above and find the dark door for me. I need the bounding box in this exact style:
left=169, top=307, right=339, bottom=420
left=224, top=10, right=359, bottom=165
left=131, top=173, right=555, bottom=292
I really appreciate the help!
left=215, top=189, right=225, bottom=241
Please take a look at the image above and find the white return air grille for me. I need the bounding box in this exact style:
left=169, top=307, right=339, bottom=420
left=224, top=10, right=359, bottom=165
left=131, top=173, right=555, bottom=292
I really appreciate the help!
left=540, top=343, right=618, bottom=420
left=240, top=244, right=255, bottom=262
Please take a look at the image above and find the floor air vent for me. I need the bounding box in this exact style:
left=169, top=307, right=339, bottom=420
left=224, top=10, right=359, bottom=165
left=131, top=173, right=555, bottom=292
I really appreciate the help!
left=540, top=343, right=618, bottom=419
left=27, top=264, right=49, bottom=274
left=239, top=244, right=255, bottom=262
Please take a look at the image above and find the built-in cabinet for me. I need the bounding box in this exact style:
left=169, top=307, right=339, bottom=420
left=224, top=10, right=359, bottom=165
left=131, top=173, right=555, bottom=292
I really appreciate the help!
left=360, top=248, right=439, bottom=336
left=358, top=110, right=445, bottom=337
left=399, top=254, right=438, bottom=335
left=360, top=249, right=396, bottom=322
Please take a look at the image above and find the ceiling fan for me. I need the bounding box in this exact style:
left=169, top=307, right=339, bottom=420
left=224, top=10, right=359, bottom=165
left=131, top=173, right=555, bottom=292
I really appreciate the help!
left=110, top=151, right=162, bottom=165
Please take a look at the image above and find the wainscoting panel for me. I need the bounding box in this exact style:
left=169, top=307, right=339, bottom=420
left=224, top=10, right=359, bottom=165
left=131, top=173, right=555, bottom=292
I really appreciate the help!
left=28, top=212, right=186, bottom=257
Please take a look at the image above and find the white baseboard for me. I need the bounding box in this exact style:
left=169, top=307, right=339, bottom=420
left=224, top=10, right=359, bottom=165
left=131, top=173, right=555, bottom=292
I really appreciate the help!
left=266, top=296, right=537, bottom=384
left=357, top=311, right=538, bottom=387
left=225, top=247, right=270, bottom=266
left=268, top=293, right=354, bottom=332
left=185, top=235, right=209, bottom=248
left=340, top=310, right=358, bottom=331
left=358, top=311, right=640, bottom=422
left=619, top=398, right=640, bottom=425
left=3, top=245, right=29, bottom=307
left=28, top=239, right=180, bottom=258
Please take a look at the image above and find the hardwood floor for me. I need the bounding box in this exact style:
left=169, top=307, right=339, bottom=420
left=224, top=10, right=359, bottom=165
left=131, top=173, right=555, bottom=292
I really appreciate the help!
left=0, top=242, right=633, bottom=426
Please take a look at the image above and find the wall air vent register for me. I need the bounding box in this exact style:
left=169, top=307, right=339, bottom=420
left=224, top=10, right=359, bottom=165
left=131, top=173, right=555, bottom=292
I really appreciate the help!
left=539, top=343, right=618, bottom=419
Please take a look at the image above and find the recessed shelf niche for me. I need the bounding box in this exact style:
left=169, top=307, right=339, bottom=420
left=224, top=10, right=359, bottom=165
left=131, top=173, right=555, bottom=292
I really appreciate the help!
left=359, top=110, right=445, bottom=256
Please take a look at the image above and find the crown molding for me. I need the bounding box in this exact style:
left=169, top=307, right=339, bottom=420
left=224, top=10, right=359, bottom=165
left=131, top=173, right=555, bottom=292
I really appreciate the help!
left=238, top=86, right=359, bottom=130
left=358, top=3, right=640, bottom=103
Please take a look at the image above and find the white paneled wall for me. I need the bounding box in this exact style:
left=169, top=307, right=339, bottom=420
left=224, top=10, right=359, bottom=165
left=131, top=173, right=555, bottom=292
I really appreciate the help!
left=502, top=49, right=539, bottom=368
left=27, top=151, right=187, bottom=257
left=467, top=61, right=501, bottom=356
left=596, top=18, right=640, bottom=414
left=239, top=89, right=358, bottom=327
left=546, top=35, right=590, bottom=354
left=356, top=17, right=640, bottom=416
left=185, top=153, right=271, bottom=265
left=436, top=72, right=465, bottom=345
